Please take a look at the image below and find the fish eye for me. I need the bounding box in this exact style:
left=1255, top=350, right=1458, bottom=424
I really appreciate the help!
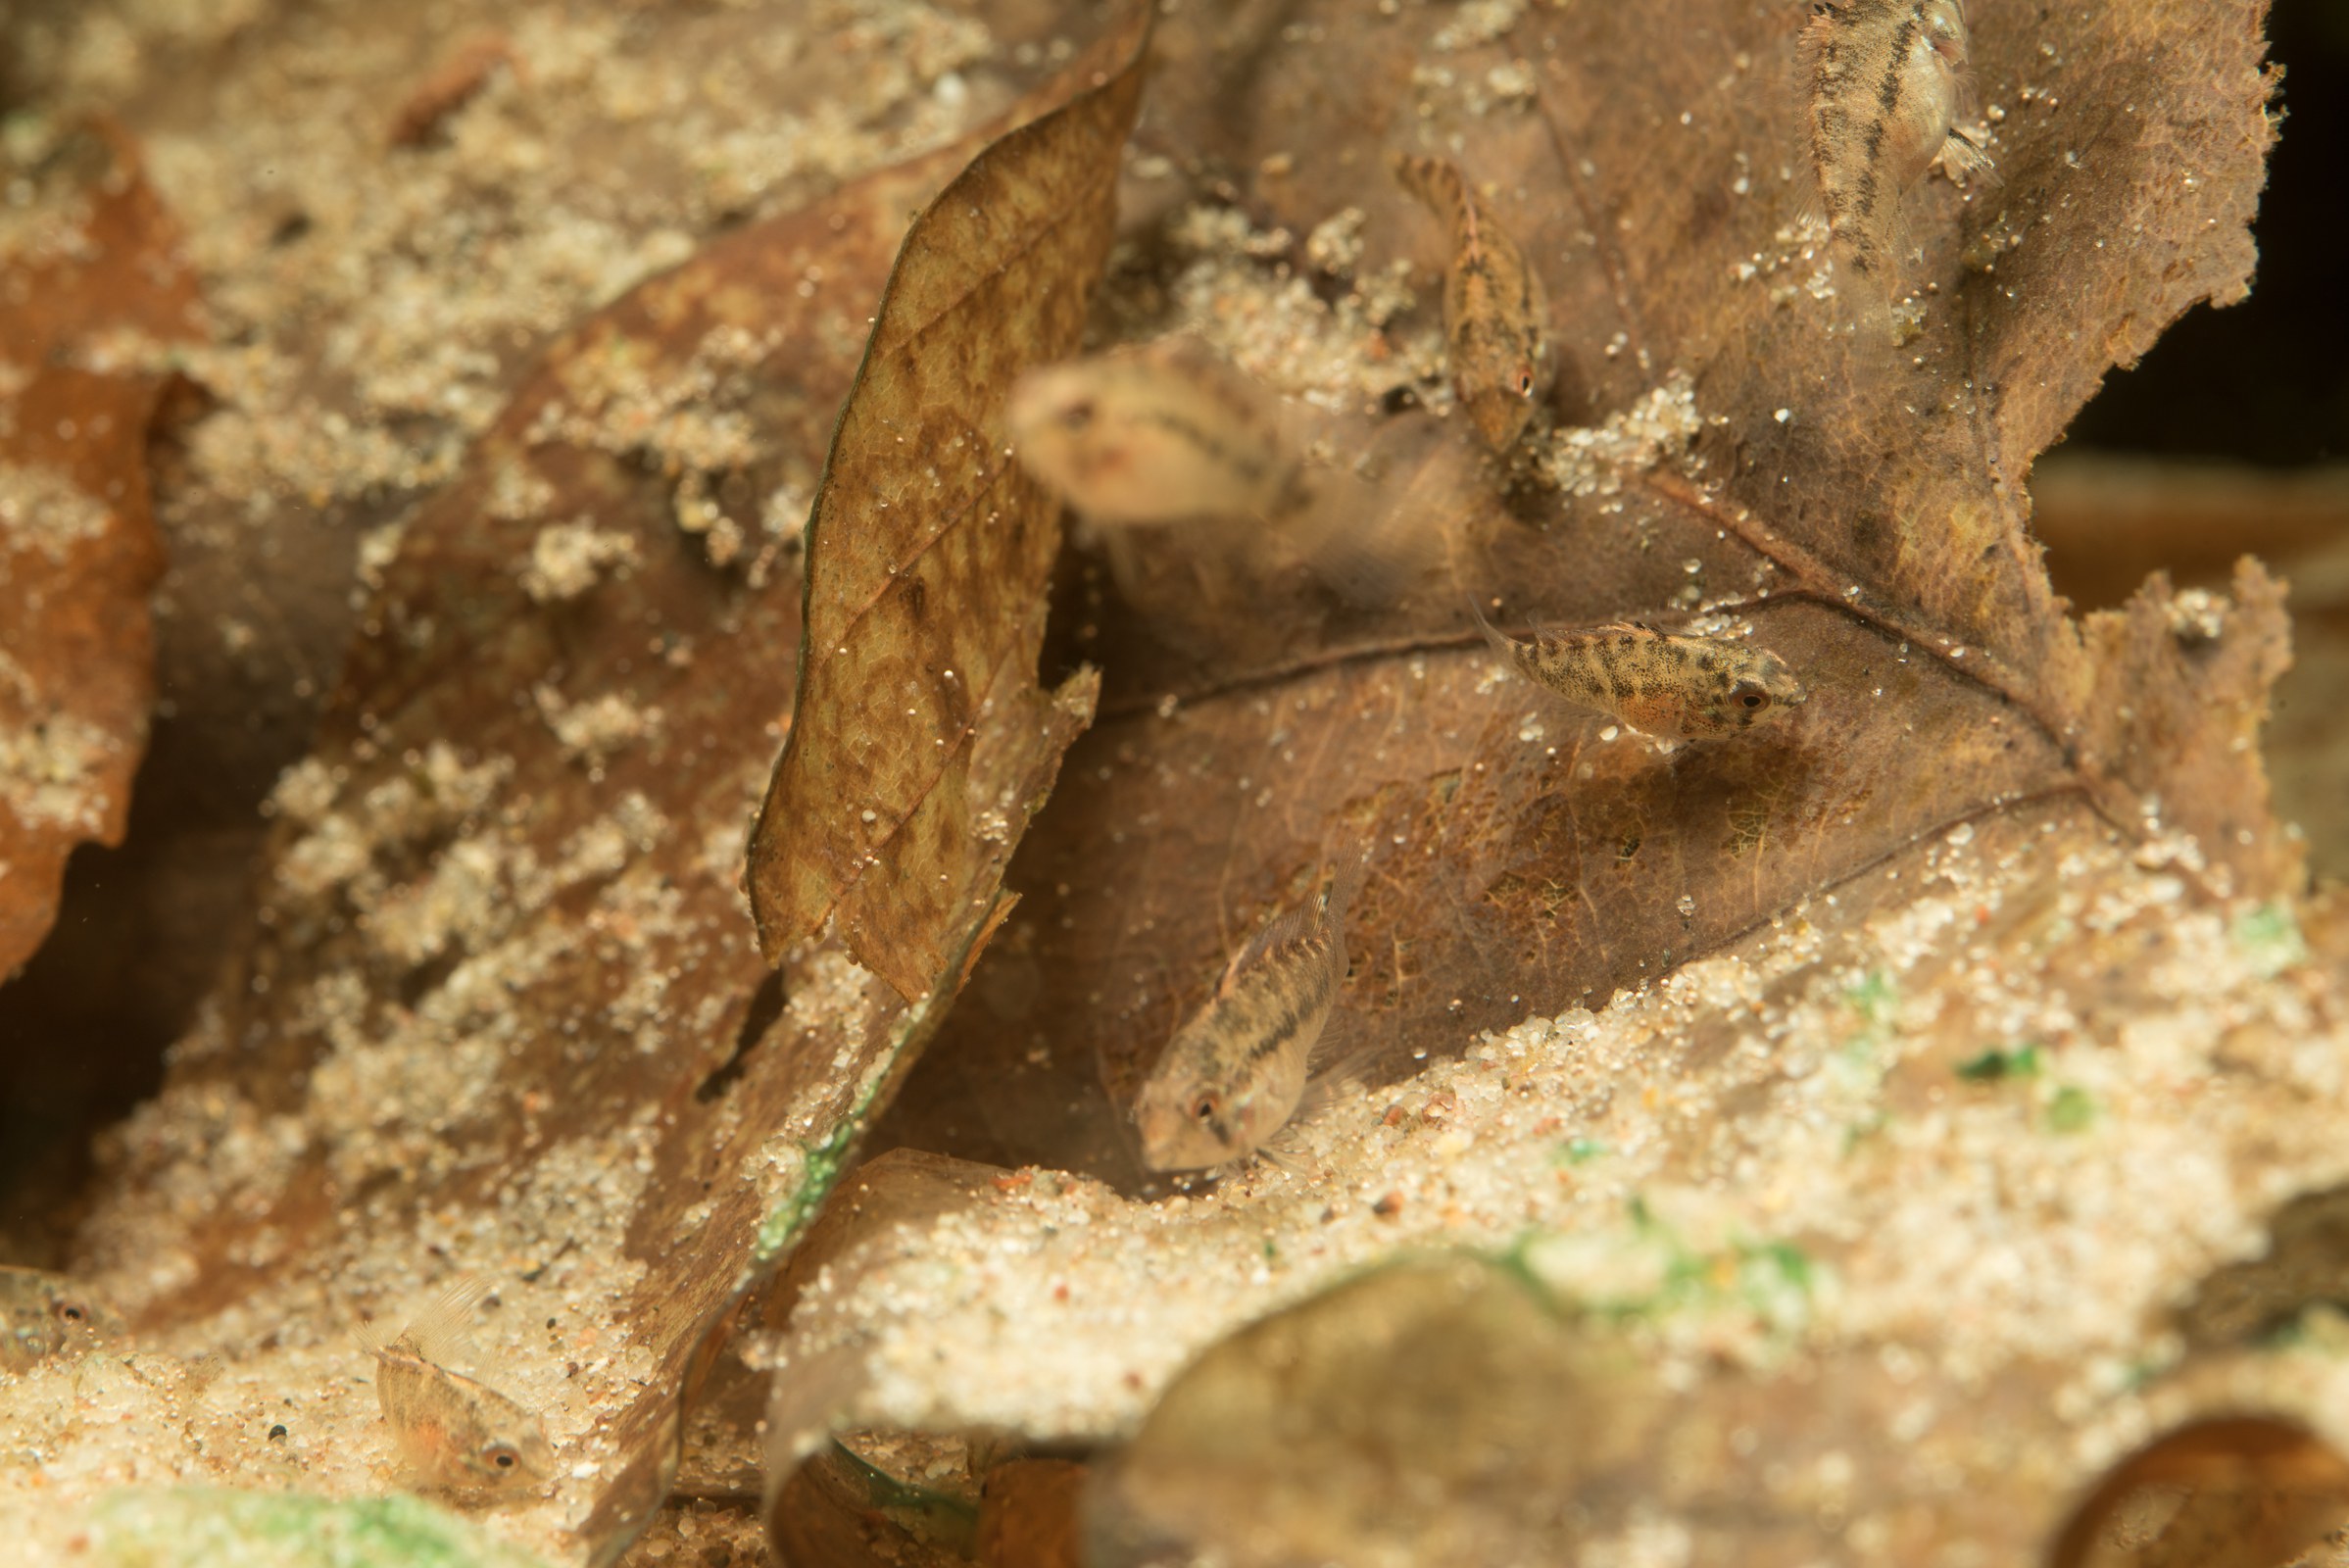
left=1516, top=371, right=1536, bottom=397
left=1733, top=681, right=1772, bottom=711
left=1055, top=397, right=1097, bottom=432
left=485, top=1443, right=519, bottom=1470
left=55, top=1300, right=87, bottom=1323
left=1192, top=1094, right=1219, bottom=1124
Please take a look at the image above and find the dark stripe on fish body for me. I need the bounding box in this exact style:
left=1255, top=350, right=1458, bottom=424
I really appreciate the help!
left=1140, top=409, right=1271, bottom=490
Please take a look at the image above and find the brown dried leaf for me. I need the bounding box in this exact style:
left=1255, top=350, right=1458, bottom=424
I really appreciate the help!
left=879, top=0, right=2291, bottom=1185
left=1087, top=1253, right=2060, bottom=1567
left=745, top=10, right=1153, bottom=999
left=977, top=1458, right=1088, bottom=1568
left=0, top=124, right=200, bottom=977
left=736, top=803, right=2349, bottom=1564
left=2050, top=1418, right=2349, bottom=1568
left=50, top=21, right=1147, bottom=1564
left=1098, top=1263, right=2349, bottom=1568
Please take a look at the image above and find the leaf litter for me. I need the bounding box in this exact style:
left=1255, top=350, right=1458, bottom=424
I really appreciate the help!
left=0, top=5, right=1148, bottom=1565
left=1, top=0, right=2341, bottom=1564
left=769, top=0, right=2348, bottom=1560
left=0, top=122, right=199, bottom=977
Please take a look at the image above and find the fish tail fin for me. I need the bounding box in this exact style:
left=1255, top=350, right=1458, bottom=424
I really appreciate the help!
left=405, top=1274, right=490, bottom=1366
left=1465, top=589, right=1520, bottom=660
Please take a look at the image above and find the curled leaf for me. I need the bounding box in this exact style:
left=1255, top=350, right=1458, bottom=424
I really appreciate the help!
left=746, top=6, right=1153, bottom=1000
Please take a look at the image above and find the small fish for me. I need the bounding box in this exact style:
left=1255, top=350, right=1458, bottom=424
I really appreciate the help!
left=1391, top=153, right=1551, bottom=452
left=1134, top=853, right=1367, bottom=1172
left=1473, top=601, right=1807, bottom=740
left=1006, top=337, right=1306, bottom=527
left=0, top=1266, right=125, bottom=1372
left=357, top=1277, right=555, bottom=1494
left=1799, top=0, right=1995, bottom=332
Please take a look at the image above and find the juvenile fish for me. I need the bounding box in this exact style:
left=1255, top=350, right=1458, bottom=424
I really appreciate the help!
left=1134, top=853, right=1367, bottom=1172
left=1, top=1266, right=125, bottom=1372
left=1474, top=602, right=1807, bottom=740
left=1799, top=0, right=1994, bottom=333
left=1006, top=337, right=1305, bottom=526
left=357, top=1277, right=555, bottom=1494
left=1392, top=153, right=1551, bottom=452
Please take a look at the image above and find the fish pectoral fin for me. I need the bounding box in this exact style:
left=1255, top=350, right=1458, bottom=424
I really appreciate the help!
left=1252, top=1138, right=1318, bottom=1178
left=1934, top=125, right=1999, bottom=183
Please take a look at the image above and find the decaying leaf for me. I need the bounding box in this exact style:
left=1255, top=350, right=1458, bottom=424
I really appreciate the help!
left=1095, top=1260, right=2349, bottom=1568
left=2049, top=1418, right=2349, bottom=1568
left=0, top=122, right=201, bottom=976
left=977, top=1458, right=1088, bottom=1568
left=770, top=796, right=2349, bottom=1564
left=1092, top=1254, right=1666, bottom=1567
left=6, top=15, right=1149, bottom=1566
left=878, top=0, right=2292, bottom=1192
left=745, top=7, right=1152, bottom=1000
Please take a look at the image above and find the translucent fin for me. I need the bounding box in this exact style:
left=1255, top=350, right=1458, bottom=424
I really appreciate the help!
left=1251, top=1140, right=1316, bottom=1178
left=1320, top=842, right=1372, bottom=939
left=1934, top=125, right=1998, bottom=184
left=350, top=1309, right=396, bottom=1360
left=1389, top=150, right=1467, bottom=227
left=1219, top=905, right=1316, bottom=996
left=1466, top=591, right=1518, bottom=660
left=405, top=1274, right=490, bottom=1367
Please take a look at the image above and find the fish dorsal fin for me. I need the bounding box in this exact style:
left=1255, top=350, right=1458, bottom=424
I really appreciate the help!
left=404, top=1275, right=490, bottom=1367
left=349, top=1312, right=395, bottom=1361
left=1218, top=905, right=1315, bottom=997
left=1320, top=844, right=1371, bottom=940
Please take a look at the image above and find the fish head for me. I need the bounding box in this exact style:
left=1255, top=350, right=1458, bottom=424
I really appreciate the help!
left=1135, top=1056, right=1308, bottom=1171
left=1708, top=650, right=1809, bottom=734
left=461, top=1424, right=557, bottom=1489
left=1463, top=380, right=1538, bottom=451
left=1134, top=1073, right=1246, bottom=1172
left=433, top=1391, right=557, bottom=1491
left=1006, top=362, right=1116, bottom=497
left=0, top=1267, right=126, bottom=1371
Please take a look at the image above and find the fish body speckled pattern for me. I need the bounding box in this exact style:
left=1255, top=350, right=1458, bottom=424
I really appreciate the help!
left=1005, top=338, right=1305, bottom=526
left=1391, top=153, right=1551, bottom=452
left=1475, top=603, right=1807, bottom=741
left=1799, top=0, right=1993, bottom=326
left=358, top=1278, right=555, bottom=1494
left=1135, top=854, right=1367, bottom=1171
left=0, top=1266, right=125, bottom=1372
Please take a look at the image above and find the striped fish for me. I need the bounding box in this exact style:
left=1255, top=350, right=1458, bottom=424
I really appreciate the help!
left=1005, top=337, right=1306, bottom=527
left=1473, top=602, right=1806, bottom=741
left=356, top=1277, right=555, bottom=1494
left=1134, top=853, right=1367, bottom=1172
left=1799, top=0, right=1994, bottom=335
left=1393, top=152, right=1552, bottom=452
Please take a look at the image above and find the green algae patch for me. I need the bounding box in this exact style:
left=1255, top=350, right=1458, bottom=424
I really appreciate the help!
left=93, top=1489, right=551, bottom=1568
